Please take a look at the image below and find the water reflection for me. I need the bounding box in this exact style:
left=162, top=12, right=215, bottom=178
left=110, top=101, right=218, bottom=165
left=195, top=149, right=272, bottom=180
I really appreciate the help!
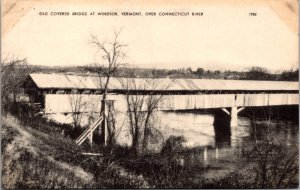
left=159, top=110, right=297, bottom=147
left=158, top=111, right=252, bottom=148
left=47, top=106, right=298, bottom=162
left=158, top=111, right=215, bottom=147
left=213, top=112, right=231, bottom=147
left=157, top=108, right=298, bottom=163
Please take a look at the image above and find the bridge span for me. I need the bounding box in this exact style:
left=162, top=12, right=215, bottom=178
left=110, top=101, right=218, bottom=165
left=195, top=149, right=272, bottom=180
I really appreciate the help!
left=23, top=73, right=299, bottom=127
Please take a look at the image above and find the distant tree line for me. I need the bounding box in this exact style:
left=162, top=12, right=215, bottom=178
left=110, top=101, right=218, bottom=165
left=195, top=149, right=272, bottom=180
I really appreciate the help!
left=29, top=65, right=298, bottom=81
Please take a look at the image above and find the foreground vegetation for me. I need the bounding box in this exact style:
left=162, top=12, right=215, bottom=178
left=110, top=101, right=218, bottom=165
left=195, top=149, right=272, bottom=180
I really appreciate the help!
left=2, top=104, right=149, bottom=189
left=1, top=102, right=298, bottom=188
left=2, top=117, right=94, bottom=189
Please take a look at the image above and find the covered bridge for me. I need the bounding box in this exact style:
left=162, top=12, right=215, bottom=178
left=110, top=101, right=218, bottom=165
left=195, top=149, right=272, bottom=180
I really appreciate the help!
left=23, top=73, right=298, bottom=98
left=22, top=73, right=298, bottom=127
left=22, top=73, right=299, bottom=108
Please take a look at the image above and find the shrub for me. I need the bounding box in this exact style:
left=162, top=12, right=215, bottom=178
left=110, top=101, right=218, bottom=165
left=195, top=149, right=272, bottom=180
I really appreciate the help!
left=160, top=135, right=186, bottom=156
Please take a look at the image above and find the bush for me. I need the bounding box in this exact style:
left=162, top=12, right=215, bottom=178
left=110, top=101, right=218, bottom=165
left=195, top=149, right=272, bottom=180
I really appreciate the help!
left=202, top=141, right=299, bottom=189
left=160, top=135, right=186, bottom=156
left=5, top=113, right=155, bottom=188
left=118, top=135, right=206, bottom=188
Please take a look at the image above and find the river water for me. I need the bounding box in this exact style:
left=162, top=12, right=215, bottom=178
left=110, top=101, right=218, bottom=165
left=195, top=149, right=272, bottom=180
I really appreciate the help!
left=161, top=107, right=298, bottom=162
left=115, top=106, right=299, bottom=162
left=158, top=110, right=298, bottom=147
left=47, top=105, right=298, bottom=162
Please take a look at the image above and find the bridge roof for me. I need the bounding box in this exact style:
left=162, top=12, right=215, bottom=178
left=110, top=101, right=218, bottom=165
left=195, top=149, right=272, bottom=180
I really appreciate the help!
left=27, top=73, right=298, bottom=92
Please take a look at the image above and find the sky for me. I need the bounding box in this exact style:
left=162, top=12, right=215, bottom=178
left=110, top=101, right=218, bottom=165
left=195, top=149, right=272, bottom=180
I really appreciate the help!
left=2, top=0, right=299, bottom=73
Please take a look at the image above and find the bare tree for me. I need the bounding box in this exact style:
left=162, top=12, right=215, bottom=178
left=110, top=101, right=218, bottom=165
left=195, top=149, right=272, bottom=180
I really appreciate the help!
left=68, top=93, right=86, bottom=130
left=1, top=58, right=30, bottom=115
left=119, top=76, right=170, bottom=156
left=89, top=30, right=127, bottom=145
left=225, top=108, right=299, bottom=188
left=246, top=112, right=299, bottom=188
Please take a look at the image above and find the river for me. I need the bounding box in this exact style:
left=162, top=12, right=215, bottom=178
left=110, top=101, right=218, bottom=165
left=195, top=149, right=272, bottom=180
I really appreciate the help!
left=115, top=105, right=299, bottom=162
left=47, top=105, right=298, bottom=162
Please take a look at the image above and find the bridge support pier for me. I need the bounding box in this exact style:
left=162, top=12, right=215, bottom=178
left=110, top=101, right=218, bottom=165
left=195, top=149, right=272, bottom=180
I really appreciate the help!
left=221, top=106, right=245, bottom=127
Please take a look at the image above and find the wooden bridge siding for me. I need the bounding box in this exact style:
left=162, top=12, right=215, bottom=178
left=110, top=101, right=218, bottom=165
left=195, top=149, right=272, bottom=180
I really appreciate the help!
left=158, top=94, right=236, bottom=110
left=236, top=94, right=299, bottom=107
left=44, top=93, right=299, bottom=114
left=157, top=93, right=299, bottom=110
left=45, top=94, right=101, bottom=113
left=269, top=93, right=299, bottom=106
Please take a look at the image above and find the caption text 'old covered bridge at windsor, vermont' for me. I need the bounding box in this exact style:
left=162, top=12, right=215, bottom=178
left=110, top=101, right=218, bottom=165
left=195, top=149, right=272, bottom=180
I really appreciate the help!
left=22, top=73, right=298, bottom=145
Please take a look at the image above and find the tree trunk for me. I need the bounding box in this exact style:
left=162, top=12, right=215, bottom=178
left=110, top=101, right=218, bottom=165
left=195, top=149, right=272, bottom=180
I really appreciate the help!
left=99, top=76, right=111, bottom=145
left=99, top=100, right=106, bottom=145
left=142, top=110, right=152, bottom=155
left=13, top=92, right=16, bottom=103
left=106, top=100, right=116, bottom=146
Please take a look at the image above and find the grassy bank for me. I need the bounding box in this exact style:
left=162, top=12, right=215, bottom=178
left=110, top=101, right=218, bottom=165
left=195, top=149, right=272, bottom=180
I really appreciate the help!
left=1, top=106, right=233, bottom=188
left=1, top=116, right=94, bottom=189
left=1, top=115, right=149, bottom=189
left=2, top=102, right=298, bottom=188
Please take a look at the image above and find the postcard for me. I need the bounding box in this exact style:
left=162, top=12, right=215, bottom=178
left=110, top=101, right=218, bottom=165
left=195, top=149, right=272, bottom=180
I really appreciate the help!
left=2, top=0, right=298, bottom=189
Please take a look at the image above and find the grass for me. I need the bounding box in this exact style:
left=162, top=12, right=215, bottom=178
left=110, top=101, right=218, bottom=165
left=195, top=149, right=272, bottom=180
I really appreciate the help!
left=1, top=116, right=95, bottom=189
left=1, top=114, right=149, bottom=189
left=2, top=102, right=298, bottom=188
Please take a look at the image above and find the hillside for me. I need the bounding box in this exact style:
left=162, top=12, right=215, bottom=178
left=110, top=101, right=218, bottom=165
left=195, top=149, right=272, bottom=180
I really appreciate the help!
left=1, top=114, right=149, bottom=189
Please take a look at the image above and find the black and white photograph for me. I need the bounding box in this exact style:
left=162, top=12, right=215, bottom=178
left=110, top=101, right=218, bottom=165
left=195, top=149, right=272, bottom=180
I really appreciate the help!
left=1, top=0, right=299, bottom=188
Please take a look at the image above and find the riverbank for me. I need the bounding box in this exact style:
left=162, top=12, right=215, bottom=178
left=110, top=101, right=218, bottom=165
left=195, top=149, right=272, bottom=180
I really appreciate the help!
left=1, top=115, right=149, bottom=188
left=1, top=110, right=298, bottom=188
left=0, top=114, right=241, bottom=188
